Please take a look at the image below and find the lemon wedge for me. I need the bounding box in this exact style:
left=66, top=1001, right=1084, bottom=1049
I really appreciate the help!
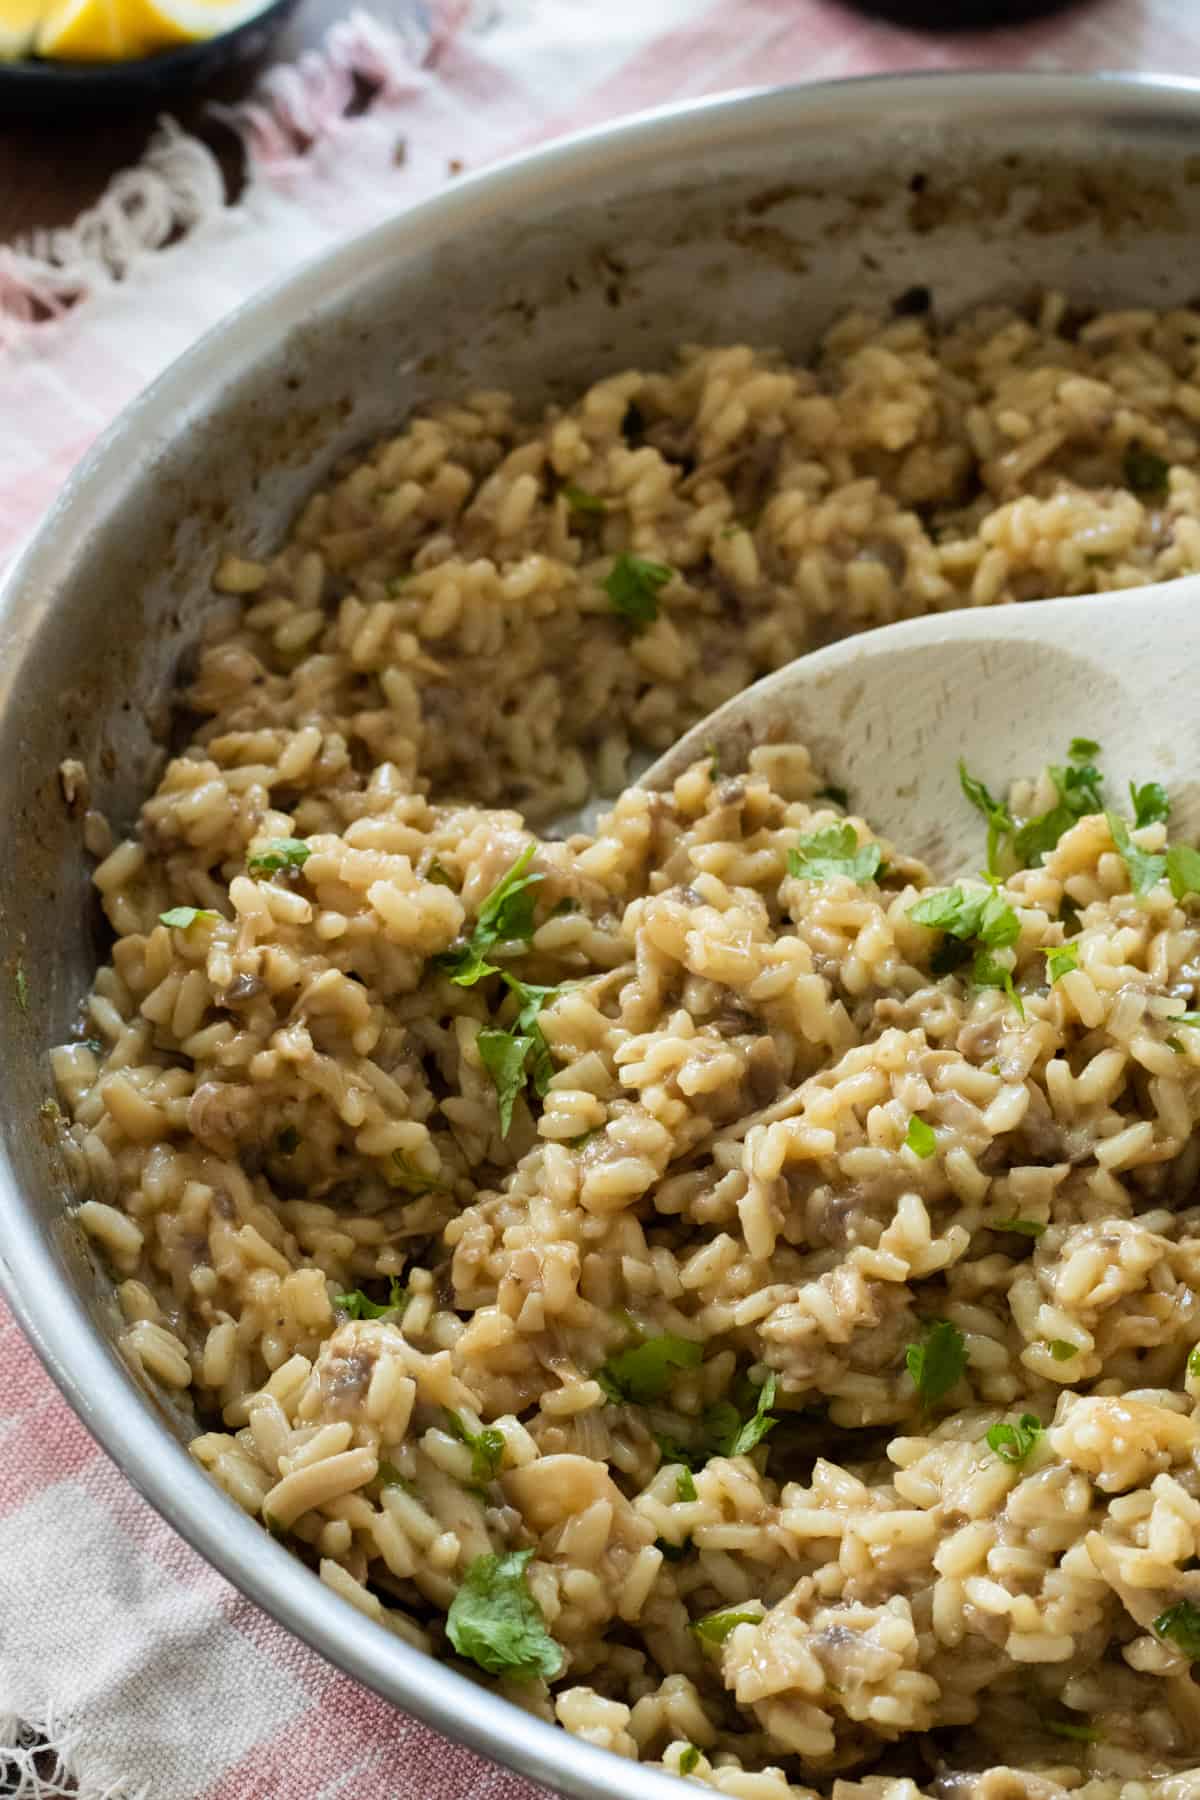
left=35, top=0, right=265, bottom=58
left=35, top=0, right=121, bottom=58
left=117, top=0, right=266, bottom=51
left=0, top=0, right=49, bottom=59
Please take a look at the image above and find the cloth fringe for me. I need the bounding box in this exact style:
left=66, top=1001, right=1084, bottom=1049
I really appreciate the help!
left=0, top=1, right=463, bottom=348
left=0, top=1711, right=147, bottom=1800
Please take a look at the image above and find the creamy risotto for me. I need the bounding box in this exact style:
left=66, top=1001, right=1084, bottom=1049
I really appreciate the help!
left=53, top=294, right=1200, bottom=1793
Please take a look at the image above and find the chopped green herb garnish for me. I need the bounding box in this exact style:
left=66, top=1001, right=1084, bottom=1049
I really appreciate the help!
left=1188, top=1345, right=1200, bottom=1379
left=1130, top=780, right=1170, bottom=829
left=247, top=837, right=311, bottom=878
left=1046, top=1720, right=1100, bottom=1744
left=1167, top=843, right=1200, bottom=903
left=958, top=760, right=1014, bottom=877
left=14, top=967, right=28, bottom=1014
left=159, top=906, right=219, bottom=930
left=788, top=823, right=883, bottom=885
left=723, top=1373, right=778, bottom=1458
left=909, top=885, right=1019, bottom=949
left=1068, top=738, right=1101, bottom=760
left=444, top=1410, right=506, bottom=1484
left=905, top=1320, right=966, bottom=1408
left=986, top=1411, right=1043, bottom=1465
left=376, top=1460, right=412, bottom=1492
left=1123, top=440, right=1170, bottom=497
left=1013, top=758, right=1105, bottom=867
left=1106, top=812, right=1165, bottom=898
left=595, top=1333, right=703, bottom=1406
left=391, top=1152, right=450, bottom=1195
left=82, top=1037, right=104, bottom=1056
left=676, top=1467, right=698, bottom=1503
left=1153, top=1599, right=1200, bottom=1659
left=603, top=552, right=673, bottom=627
left=1168, top=1035, right=1186, bottom=1054
left=1049, top=1338, right=1079, bottom=1361
left=1045, top=942, right=1080, bottom=983
left=972, top=947, right=1024, bottom=1018
left=679, top=1746, right=701, bottom=1776
left=276, top=1125, right=301, bottom=1155
left=475, top=972, right=570, bottom=1136
left=690, top=1606, right=762, bottom=1646
left=425, top=860, right=456, bottom=888
left=817, top=784, right=850, bottom=809
left=478, top=1029, right=536, bottom=1136
left=562, top=482, right=606, bottom=515
left=334, top=1278, right=408, bottom=1321
left=446, top=1548, right=563, bottom=1681
left=904, top=1114, right=937, bottom=1159
left=993, top=1217, right=1047, bottom=1237
left=1172, top=1012, right=1200, bottom=1028
left=436, top=844, right=544, bottom=987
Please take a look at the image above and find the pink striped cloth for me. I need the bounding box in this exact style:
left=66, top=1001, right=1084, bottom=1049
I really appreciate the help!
left=1, top=1, right=1197, bottom=1794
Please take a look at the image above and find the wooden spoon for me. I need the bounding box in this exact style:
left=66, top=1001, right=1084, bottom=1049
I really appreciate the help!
left=639, top=578, right=1200, bottom=875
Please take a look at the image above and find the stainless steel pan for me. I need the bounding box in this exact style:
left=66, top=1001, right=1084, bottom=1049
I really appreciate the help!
left=3, top=71, right=1200, bottom=1799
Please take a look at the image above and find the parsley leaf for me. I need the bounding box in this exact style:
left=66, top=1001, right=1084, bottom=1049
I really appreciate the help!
left=904, top=1115, right=937, bottom=1159
left=596, top=1333, right=703, bottom=1406
left=391, top=1152, right=450, bottom=1195
left=478, top=1029, right=537, bottom=1136
left=247, top=837, right=311, bottom=878
left=562, top=482, right=606, bottom=515
left=905, top=1320, right=966, bottom=1408
left=690, top=1606, right=762, bottom=1646
left=1153, top=1599, right=1200, bottom=1660
left=909, top=885, right=1019, bottom=949
left=444, top=1410, right=506, bottom=1484
left=476, top=972, right=571, bottom=1135
left=676, top=1467, right=698, bottom=1503
left=723, top=1373, right=778, bottom=1457
left=1123, top=440, right=1170, bottom=497
left=1189, top=1345, right=1200, bottom=1379
left=425, top=860, right=456, bottom=888
left=993, top=1217, right=1046, bottom=1237
left=1106, top=812, right=1166, bottom=898
left=679, top=1746, right=701, bottom=1776
left=958, top=760, right=1014, bottom=875
left=14, top=966, right=28, bottom=1013
left=788, top=824, right=883, bottom=885
left=986, top=1411, right=1043, bottom=1465
left=446, top=1548, right=563, bottom=1682
left=1013, top=760, right=1105, bottom=867
left=159, top=906, right=220, bottom=930
left=1167, top=843, right=1200, bottom=903
left=603, top=553, right=673, bottom=627
left=972, top=947, right=1024, bottom=1017
left=1046, top=1720, right=1100, bottom=1744
left=1045, top=942, right=1079, bottom=983
left=1130, top=780, right=1170, bottom=829
left=376, top=1461, right=412, bottom=1492
left=1049, top=1338, right=1078, bottom=1361
left=437, top=845, right=543, bottom=986
left=1068, top=738, right=1100, bottom=760
left=334, top=1278, right=408, bottom=1321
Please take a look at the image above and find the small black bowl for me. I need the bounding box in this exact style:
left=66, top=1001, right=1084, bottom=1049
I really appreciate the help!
left=0, top=0, right=299, bottom=112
